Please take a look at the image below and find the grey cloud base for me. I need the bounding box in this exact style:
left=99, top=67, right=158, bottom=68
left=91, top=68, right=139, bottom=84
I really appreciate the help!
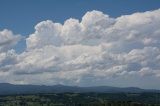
left=0, top=9, right=160, bottom=89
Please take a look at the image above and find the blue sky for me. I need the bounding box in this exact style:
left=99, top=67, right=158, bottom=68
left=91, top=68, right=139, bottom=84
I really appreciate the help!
left=1, top=0, right=160, bottom=53
left=0, top=0, right=160, bottom=89
left=0, top=0, right=160, bottom=35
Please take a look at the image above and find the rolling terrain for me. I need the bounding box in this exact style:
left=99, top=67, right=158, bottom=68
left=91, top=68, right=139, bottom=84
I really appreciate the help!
left=0, top=83, right=159, bottom=95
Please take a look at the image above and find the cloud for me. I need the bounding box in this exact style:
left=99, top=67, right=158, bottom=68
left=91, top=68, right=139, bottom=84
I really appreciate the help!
left=26, top=10, right=115, bottom=49
left=1, top=9, right=160, bottom=87
left=0, top=29, right=22, bottom=52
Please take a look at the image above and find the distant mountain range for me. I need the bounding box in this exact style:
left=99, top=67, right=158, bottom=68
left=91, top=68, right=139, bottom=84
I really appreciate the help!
left=0, top=83, right=159, bottom=95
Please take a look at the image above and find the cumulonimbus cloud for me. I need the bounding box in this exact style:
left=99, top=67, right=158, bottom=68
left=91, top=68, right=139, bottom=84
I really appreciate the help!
left=0, top=9, right=160, bottom=86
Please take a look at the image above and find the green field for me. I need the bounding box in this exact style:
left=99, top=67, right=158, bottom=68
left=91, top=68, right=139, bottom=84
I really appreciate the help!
left=0, top=93, right=160, bottom=106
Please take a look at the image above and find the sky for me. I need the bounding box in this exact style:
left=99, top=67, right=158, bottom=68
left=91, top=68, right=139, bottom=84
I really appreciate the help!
left=0, top=0, right=160, bottom=89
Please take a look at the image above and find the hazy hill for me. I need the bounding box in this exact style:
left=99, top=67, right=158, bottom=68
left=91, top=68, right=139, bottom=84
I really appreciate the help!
left=0, top=83, right=159, bottom=95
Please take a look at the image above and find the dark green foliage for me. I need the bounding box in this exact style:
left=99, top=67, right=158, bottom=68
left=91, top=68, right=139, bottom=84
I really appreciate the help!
left=0, top=93, right=160, bottom=106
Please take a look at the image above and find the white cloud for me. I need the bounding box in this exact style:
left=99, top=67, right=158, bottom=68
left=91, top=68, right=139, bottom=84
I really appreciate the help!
left=0, top=29, right=22, bottom=52
left=26, top=11, right=115, bottom=49
left=1, top=9, right=160, bottom=87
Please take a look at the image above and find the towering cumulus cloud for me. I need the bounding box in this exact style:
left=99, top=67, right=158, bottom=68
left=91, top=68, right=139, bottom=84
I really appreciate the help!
left=0, top=9, right=160, bottom=87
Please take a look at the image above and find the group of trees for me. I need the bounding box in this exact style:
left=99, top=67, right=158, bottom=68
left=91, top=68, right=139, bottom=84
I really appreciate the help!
left=0, top=93, right=160, bottom=106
